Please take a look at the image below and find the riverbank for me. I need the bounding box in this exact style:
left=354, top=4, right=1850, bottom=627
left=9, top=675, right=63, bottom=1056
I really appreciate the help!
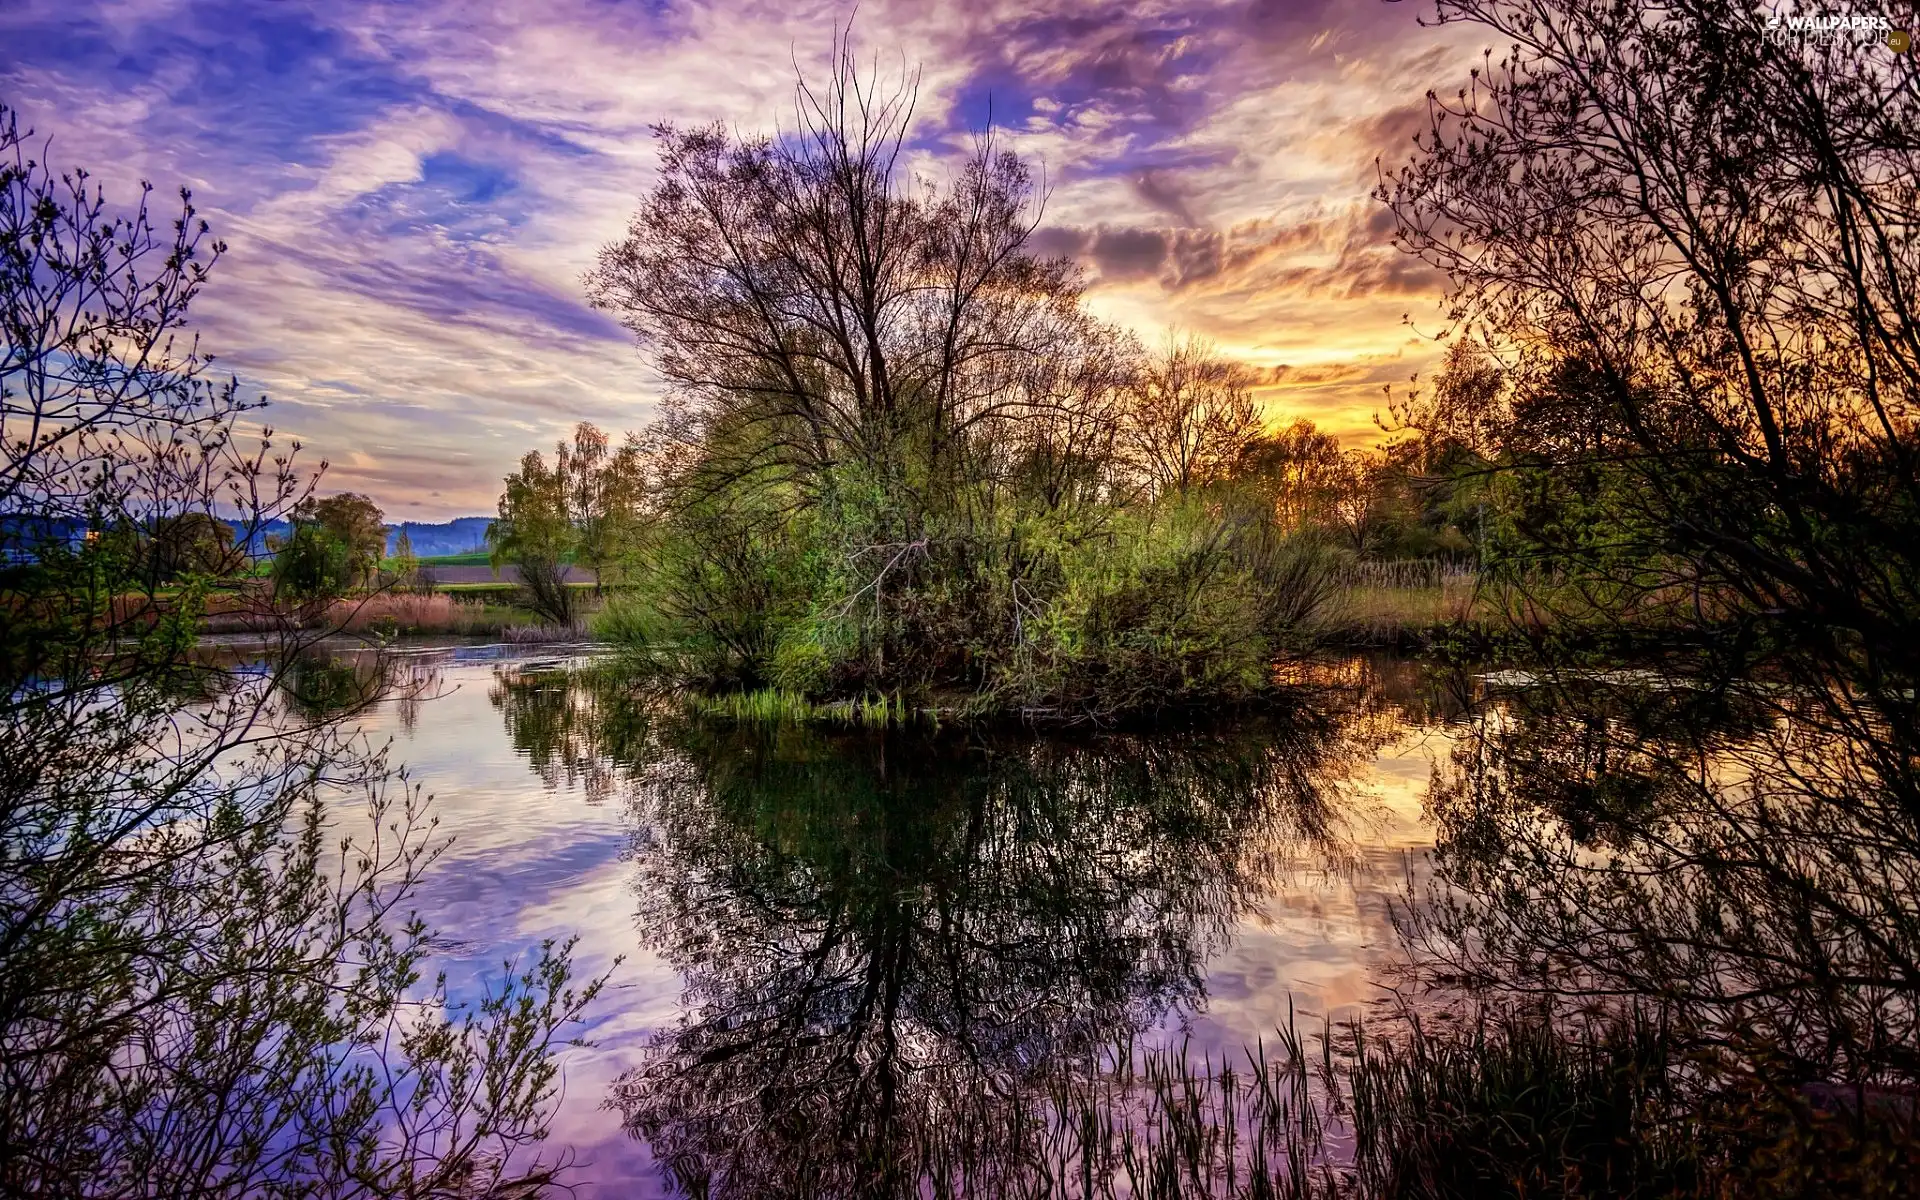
left=179, top=588, right=598, bottom=639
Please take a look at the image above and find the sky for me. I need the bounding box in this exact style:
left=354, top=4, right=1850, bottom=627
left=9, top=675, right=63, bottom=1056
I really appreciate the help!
left=2, top=0, right=1482, bottom=520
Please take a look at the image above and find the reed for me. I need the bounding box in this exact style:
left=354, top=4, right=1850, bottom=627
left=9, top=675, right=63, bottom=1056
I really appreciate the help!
left=1323, top=562, right=1484, bottom=644
left=499, top=620, right=590, bottom=644
left=894, top=1008, right=1737, bottom=1199
left=681, top=686, right=922, bottom=727
left=322, top=591, right=546, bottom=638
left=1019, top=1020, right=1339, bottom=1200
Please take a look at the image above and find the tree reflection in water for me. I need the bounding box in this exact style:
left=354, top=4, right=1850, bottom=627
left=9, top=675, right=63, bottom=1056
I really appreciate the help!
left=1413, top=669, right=1920, bottom=1182
left=482, top=659, right=1920, bottom=1193
left=1423, top=673, right=1916, bottom=1064
left=278, top=650, right=442, bottom=727
left=488, top=670, right=1389, bottom=1197
left=490, top=664, right=651, bottom=802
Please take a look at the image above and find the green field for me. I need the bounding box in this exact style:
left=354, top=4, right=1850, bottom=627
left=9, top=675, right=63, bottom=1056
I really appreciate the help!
left=380, top=550, right=493, bottom=568
left=378, top=550, right=587, bottom=569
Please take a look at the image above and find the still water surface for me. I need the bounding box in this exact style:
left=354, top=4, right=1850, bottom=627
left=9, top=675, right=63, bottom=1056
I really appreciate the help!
left=341, top=643, right=1458, bottom=1196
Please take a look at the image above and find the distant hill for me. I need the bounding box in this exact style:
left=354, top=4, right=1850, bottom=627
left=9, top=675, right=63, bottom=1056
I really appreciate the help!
left=384, top=518, right=493, bottom=558
left=6, top=513, right=493, bottom=560
left=234, top=516, right=492, bottom=557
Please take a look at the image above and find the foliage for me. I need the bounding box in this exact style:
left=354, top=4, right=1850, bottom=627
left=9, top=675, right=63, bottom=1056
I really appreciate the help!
left=271, top=492, right=387, bottom=602
left=488, top=422, right=642, bottom=624
left=1381, top=0, right=1920, bottom=684
left=0, top=100, right=598, bottom=1196
left=148, top=510, right=241, bottom=582
left=562, top=422, right=645, bottom=587
left=270, top=518, right=355, bottom=602
left=1370, top=5, right=1920, bottom=1192
left=490, top=444, right=578, bottom=625
left=389, top=525, right=420, bottom=591
left=306, top=492, right=386, bottom=579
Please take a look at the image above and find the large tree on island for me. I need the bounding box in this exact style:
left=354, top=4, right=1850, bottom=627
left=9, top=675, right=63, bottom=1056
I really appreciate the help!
left=584, top=46, right=1335, bottom=712
left=585, top=44, right=1113, bottom=526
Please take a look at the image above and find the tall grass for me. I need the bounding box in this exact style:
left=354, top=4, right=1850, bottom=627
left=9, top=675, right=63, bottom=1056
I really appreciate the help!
left=1341, top=1011, right=1695, bottom=1199
left=772, top=1004, right=1884, bottom=1199
left=980, top=1005, right=1906, bottom=1199
left=1324, top=562, right=1482, bottom=644
left=681, top=686, right=921, bottom=727
left=325, top=592, right=550, bottom=638
left=1342, top=561, right=1475, bottom=590
left=1021, top=1020, right=1339, bottom=1200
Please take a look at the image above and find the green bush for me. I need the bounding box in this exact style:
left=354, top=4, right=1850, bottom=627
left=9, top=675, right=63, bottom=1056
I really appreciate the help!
left=599, top=481, right=1339, bottom=720
left=269, top=521, right=354, bottom=602
left=984, top=500, right=1340, bottom=718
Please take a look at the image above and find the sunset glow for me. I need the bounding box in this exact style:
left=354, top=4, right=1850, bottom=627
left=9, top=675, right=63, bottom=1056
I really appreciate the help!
left=2, top=0, right=1475, bottom=517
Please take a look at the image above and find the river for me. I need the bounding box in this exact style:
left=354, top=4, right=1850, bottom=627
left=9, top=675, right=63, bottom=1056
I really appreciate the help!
left=305, top=642, right=1470, bottom=1195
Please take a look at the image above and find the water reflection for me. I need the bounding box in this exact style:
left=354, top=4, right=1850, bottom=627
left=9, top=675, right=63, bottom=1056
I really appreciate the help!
left=491, top=667, right=652, bottom=801
left=166, top=636, right=450, bottom=729
left=381, top=649, right=1920, bottom=1193
left=487, top=673, right=1395, bottom=1196
left=1420, top=669, right=1920, bottom=1103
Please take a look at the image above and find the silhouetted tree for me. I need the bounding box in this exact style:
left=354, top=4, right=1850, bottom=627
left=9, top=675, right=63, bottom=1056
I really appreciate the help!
left=1122, top=334, right=1264, bottom=499
left=1382, top=0, right=1920, bottom=690
left=1381, top=4, right=1920, bottom=1184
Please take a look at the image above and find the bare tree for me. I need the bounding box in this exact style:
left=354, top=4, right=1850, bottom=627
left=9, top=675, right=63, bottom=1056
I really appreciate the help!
left=999, top=315, right=1140, bottom=516
left=1120, top=334, right=1264, bottom=499
left=586, top=37, right=1111, bottom=524
left=1235, top=418, right=1352, bottom=532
